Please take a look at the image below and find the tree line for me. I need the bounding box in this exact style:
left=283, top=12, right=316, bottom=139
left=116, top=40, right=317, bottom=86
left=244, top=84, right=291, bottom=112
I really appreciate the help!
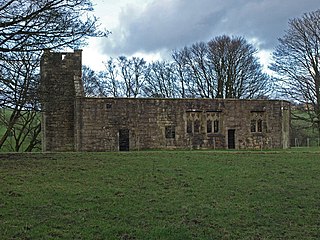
left=0, top=0, right=319, bottom=151
left=83, top=36, right=271, bottom=99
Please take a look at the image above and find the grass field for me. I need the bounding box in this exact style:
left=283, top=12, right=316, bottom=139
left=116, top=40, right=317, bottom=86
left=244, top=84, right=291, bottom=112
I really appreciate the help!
left=1, top=149, right=320, bottom=239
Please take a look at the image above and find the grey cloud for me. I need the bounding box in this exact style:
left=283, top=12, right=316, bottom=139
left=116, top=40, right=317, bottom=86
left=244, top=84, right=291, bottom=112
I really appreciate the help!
left=100, top=0, right=320, bottom=56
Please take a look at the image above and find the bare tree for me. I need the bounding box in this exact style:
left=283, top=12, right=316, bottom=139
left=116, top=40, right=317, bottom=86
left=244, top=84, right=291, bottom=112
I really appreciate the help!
left=143, top=61, right=179, bottom=98
left=0, top=0, right=108, bottom=53
left=0, top=0, right=108, bottom=151
left=131, top=57, right=147, bottom=97
left=172, top=43, right=216, bottom=98
left=103, top=58, right=120, bottom=97
left=208, top=35, right=270, bottom=99
left=270, top=9, right=320, bottom=135
left=82, top=65, right=107, bottom=97
left=0, top=51, right=41, bottom=151
left=172, top=36, right=270, bottom=99
left=172, top=51, right=187, bottom=98
left=3, top=110, right=41, bottom=152
left=84, top=56, right=147, bottom=98
left=116, top=56, right=146, bottom=97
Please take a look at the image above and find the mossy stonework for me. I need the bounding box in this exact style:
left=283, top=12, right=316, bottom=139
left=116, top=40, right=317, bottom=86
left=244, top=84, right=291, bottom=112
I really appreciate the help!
left=40, top=50, right=290, bottom=152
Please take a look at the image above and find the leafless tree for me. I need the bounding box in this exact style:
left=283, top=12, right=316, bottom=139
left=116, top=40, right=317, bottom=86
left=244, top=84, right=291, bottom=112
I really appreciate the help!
left=103, top=58, right=120, bottom=97
left=0, top=51, right=41, bottom=151
left=2, top=110, right=41, bottom=152
left=143, top=61, right=179, bottom=98
left=82, top=65, right=107, bottom=97
left=172, top=43, right=216, bottom=98
left=270, top=9, right=320, bottom=135
left=172, top=50, right=198, bottom=98
left=208, top=35, right=270, bottom=99
left=0, top=0, right=108, bottom=53
left=0, top=0, right=107, bottom=151
left=172, top=36, right=270, bottom=99
left=85, top=56, right=147, bottom=98
left=116, top=56, right=146, bottom=97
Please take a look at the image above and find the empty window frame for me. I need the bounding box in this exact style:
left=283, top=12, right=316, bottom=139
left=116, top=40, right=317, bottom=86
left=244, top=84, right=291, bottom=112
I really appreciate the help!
left=207, top=120, right=212, bottom=133
left=251, top=120, right=257, bottom=132
left=194, top=119, right=200, bottom=133
left=165, top=126, right=176, bottom=139
left=250, top=111, right=265, bottom=133
left=251, top=119, right=263, bottom=133
left=207, top=113, right=220, bottom=134
left=186, top=112, right=202, bottom=134
left=213, top=120, right=219, bottom=133
left=187, top=120, right=193, bottom=133
left=257, top=119, right=263, bottom=132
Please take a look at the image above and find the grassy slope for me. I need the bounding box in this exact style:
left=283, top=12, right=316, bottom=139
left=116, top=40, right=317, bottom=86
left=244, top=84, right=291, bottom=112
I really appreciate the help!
left=1, top=150, right=320, bottom=239
left=0, top=108, right=41, bottom=152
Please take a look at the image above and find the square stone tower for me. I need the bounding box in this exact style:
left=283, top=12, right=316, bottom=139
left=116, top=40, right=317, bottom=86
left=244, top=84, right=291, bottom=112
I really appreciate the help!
left=40, top=50, right=83, bottom=151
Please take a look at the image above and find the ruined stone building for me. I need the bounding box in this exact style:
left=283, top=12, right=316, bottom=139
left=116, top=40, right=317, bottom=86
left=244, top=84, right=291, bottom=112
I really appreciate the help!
left=40, top=50, right=290, bottom=152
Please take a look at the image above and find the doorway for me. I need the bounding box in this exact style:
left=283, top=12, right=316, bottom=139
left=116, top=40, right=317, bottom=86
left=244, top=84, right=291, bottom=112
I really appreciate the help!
left=119, top=129, right=129, bottom=151
left=228, top=129, right=236, bottom=149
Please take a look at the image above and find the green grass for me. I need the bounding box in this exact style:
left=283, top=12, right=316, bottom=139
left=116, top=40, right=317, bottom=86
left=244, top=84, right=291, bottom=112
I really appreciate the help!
left=0, top=108, right=41, bottom=152
left=291, top=110, right=320, bottom=147
left=1, top=150, right=320, bottom=239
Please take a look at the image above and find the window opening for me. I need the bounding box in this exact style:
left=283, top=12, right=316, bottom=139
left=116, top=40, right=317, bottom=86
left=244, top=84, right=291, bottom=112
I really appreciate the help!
left=165, top=126, right=176, bottom=139
left=207, top=120, right=212, bottom=133
left=251, top=120, right=256, bottom=132
left=187, top=120, right=193, bottom=133
left=194, top=119, right=200, bottom=133
left=257, top=119, right=263, bottom=132
left=213, top=120, right=219, bottom=133
left=251, top=119, right=263, bottom=133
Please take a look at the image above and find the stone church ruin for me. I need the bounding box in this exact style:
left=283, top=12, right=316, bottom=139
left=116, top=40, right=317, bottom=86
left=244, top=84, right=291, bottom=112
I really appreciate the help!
left=40, top=50, right=290, bottom=152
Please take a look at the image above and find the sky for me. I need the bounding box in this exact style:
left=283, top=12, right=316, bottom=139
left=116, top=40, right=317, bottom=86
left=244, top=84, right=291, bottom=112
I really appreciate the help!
left=82, top=0, right=320, bottom=72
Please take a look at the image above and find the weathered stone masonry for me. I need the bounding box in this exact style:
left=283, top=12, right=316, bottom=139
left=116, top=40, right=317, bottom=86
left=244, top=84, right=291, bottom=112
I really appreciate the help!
left=41, top=50, right=290, bottom=152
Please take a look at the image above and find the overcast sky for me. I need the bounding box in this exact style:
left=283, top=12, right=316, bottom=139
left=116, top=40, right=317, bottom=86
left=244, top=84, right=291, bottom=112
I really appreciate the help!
left=82, top=0, right=320, bottom=71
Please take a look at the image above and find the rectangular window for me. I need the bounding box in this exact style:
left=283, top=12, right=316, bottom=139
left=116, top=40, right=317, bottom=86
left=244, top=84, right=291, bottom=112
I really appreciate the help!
left=257, top=119, right=263, bottom=132
left=213, top=120, right=219, bottom=133
left=194, top=119, right=200, bottom=133
left=165, top=126, right=175, bottom=139
left=207, top=120, right=212, bottom=133
left=251, top=119, right=263, bottom=133
left=187, top=120, right=193, bottom=133
left=251, top=120, right=256, bottom=132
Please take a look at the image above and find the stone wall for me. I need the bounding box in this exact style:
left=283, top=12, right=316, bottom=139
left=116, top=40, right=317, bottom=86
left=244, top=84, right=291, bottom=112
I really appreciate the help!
left=74, top=97, right=290, bottom=151
left=40, top=50, right=290, bottom=152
